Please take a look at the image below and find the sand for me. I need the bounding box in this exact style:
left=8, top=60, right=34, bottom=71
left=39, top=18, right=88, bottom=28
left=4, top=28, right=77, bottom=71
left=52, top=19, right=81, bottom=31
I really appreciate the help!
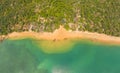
left=2, top=26, right=120, bottom=45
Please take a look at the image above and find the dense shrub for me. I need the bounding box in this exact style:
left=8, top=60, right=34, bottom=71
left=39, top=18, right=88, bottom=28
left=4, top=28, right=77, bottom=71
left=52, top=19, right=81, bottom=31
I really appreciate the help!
left=0, top=0, right=120, bottom=36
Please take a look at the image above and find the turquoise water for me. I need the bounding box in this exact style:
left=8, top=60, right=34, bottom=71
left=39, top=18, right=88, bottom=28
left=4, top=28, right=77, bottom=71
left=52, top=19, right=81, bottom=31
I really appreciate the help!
left=0, top=39, right=120, bottom=73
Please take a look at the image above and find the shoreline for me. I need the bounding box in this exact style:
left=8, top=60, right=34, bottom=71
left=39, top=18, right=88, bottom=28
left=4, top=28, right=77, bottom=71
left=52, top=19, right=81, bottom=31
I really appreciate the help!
left=1, top=26, right=120, bottom=45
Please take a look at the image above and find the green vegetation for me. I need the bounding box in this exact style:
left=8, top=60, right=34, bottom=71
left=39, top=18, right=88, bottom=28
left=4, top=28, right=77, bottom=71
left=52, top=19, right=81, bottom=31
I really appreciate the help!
left=0, top=0, right=120, bottom=36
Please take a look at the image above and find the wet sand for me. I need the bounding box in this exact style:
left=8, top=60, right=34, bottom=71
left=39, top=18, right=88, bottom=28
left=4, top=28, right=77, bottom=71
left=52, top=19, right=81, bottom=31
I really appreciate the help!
left=3, top=26, right=120, bottom=45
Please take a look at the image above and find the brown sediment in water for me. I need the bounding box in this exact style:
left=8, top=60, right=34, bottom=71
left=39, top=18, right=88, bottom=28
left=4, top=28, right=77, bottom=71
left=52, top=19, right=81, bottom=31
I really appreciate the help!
left=4, top=26, right=120, bottom=45
left=0, top=35, right=8, bottom=42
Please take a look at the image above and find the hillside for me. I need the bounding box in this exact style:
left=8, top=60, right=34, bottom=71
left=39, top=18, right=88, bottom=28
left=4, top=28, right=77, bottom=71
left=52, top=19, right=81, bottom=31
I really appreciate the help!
left=0, top=0, right=120, bottom=36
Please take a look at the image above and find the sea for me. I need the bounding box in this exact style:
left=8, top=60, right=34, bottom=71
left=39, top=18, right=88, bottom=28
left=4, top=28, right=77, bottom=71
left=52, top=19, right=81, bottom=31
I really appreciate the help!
left=0, top=38, right=120, bottom=73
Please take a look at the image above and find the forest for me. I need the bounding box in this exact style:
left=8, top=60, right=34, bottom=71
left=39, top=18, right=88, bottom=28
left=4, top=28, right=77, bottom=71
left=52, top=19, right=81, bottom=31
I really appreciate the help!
left=0, top=0, right=120, bottom=36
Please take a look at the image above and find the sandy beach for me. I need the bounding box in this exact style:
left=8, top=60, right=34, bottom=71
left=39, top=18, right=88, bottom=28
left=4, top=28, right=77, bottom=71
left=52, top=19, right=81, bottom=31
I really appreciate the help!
left=2, top=26, right=120, bottom=45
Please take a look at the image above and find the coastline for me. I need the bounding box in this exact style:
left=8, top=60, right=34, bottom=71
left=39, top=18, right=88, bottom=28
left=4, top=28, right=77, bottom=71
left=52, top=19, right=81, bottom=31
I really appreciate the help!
left=1, top=26, right=120, bottom=45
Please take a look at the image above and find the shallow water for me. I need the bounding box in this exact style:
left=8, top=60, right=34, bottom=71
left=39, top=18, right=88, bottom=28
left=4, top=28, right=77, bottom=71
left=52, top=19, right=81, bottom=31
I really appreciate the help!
left=0, top=39, right=120, bottom=73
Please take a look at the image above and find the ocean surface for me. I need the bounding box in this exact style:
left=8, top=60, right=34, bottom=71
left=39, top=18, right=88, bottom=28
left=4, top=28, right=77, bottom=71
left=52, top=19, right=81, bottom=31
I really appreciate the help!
left=0, top=38, right=120, bottom=73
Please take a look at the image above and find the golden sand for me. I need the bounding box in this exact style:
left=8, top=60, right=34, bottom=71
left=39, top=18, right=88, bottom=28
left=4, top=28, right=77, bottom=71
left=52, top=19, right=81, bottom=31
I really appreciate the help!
left=6, top=26, right=120, bottom=45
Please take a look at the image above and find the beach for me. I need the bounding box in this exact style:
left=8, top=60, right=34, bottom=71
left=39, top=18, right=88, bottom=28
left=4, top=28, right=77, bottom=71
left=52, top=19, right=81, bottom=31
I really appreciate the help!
left=7, top=26, right=120, bottom=45
left=1, top=26, right=120, bottom=73
left=1, top=33, right=120, bottom=73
